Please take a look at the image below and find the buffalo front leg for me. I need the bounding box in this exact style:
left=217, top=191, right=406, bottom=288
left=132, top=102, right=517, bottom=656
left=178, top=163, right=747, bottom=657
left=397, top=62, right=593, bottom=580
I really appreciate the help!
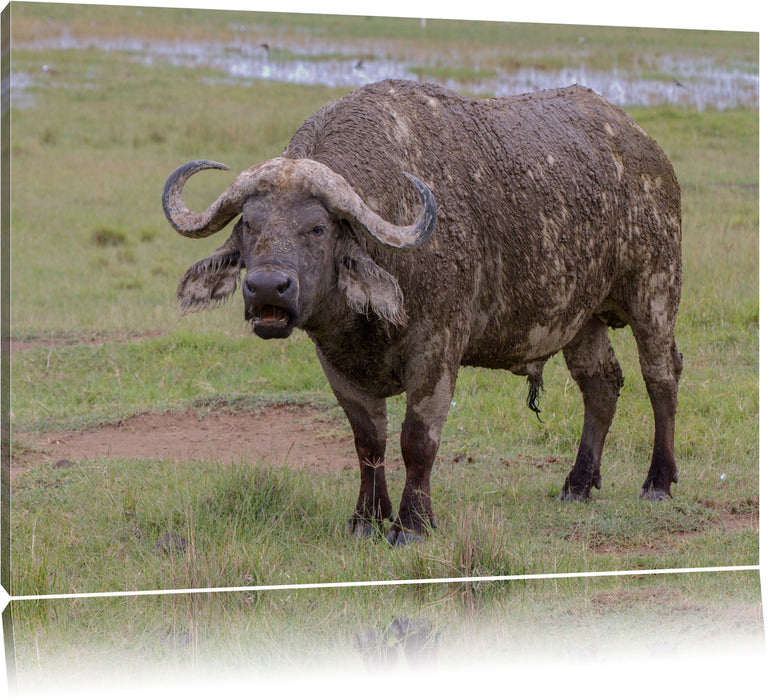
left=317, top=352, right=394, bottom=537
left=388, top=367, right=456, bottom=546
left=559, top=317, right=624, bottom=501
left=344, top=396, right=394, bottom=537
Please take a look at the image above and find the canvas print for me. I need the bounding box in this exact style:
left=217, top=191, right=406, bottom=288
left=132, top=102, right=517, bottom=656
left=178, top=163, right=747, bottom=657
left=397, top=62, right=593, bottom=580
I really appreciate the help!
left=0, top=1, right=761, bottom=693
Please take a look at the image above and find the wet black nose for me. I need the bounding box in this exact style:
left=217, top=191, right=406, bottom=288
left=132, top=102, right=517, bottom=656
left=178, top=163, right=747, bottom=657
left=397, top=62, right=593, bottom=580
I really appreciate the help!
left=243, top=269, right=296, bottom=306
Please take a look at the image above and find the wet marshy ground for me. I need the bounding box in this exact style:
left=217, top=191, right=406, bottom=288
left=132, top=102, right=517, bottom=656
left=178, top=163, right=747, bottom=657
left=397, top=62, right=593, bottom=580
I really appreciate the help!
left=11, top=23, right=759, bottom=110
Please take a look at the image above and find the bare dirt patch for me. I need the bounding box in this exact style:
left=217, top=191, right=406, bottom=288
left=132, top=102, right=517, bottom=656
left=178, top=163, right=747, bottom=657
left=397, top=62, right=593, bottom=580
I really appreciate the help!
left=697, top=497, right=760, bottom=534
left=582, top=498, right=760, bottom=557
left=7, top=329, right=166, bottom=354
left=14, top=405, right=364, bottom=478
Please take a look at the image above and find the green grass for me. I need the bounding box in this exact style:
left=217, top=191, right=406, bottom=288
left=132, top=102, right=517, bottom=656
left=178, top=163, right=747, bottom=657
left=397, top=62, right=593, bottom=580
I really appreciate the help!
left=12, top=453, right=753, bottom=597
left=11, top=330, right=331, bottom=432
left=5, top=4, right=760, bottom=683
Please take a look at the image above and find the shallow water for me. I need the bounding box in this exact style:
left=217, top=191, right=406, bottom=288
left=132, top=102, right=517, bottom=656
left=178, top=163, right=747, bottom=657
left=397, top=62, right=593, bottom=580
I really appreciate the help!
left=12, top=31, right=759, bottom=111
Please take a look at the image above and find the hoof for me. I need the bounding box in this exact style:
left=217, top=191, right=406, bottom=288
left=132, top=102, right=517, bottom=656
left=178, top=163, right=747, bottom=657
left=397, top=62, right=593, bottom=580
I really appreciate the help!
left=386, top=515, right=436, bottom=547
left=557, top=490, right=589, bottom=503
left=639, top=487, right=672, bottom=501
left=347, top=516, right=384, bottom=538
left=387, top=528, right=425, bottom=547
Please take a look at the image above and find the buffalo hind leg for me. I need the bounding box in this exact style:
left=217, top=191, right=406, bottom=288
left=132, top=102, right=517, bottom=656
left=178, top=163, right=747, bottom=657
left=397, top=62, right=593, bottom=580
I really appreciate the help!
left=634, top=333, right=683, bottom=500
left=389, top=367, right=456, bottom=546
left=624, top=271, right=683, bottom=500
left=559, top=317, right=624, bottom=501
left=317, top=352, right=394, bottom=537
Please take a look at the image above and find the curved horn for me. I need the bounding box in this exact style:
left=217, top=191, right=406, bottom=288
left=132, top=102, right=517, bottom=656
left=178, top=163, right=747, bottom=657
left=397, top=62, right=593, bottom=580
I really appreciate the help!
left=283, top=159, right=437, bottom=249
left=163, top=157, right=437, bottom=248
left=162, top=160, right=239, bottom=238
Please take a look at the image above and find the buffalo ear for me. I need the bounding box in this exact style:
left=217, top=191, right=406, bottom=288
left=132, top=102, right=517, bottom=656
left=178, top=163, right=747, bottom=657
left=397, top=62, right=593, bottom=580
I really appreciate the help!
left=337, top=242, right=407, bottom=326
left=177, top=245, right=244, bottom=314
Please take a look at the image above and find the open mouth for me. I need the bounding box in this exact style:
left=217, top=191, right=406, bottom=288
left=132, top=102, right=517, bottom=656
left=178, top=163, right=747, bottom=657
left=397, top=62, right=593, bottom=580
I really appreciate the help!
left=254, top=305, right=290, bottom=327
left=248, top=305, right=296, bottom=338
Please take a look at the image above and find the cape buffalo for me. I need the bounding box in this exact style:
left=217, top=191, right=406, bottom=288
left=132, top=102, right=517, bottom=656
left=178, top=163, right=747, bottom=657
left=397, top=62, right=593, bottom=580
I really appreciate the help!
left=163, top=79, right=682, bottom=545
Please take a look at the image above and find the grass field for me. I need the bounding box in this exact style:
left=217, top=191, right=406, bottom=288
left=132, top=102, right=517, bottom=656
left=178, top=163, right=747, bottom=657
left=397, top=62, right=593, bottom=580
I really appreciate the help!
left=4, top=2, right=761, bottom=688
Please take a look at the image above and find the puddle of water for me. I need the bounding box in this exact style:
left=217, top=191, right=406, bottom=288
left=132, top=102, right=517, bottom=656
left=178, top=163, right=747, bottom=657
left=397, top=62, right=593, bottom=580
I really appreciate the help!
left=11, top=32, right=759, bottom=111
left=483, top=64, right=759, bottom=111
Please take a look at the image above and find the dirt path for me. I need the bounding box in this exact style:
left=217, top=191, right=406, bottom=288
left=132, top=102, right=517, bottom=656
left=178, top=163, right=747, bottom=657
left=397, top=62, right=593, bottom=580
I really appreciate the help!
left=13, top=405, right=362, bottom=478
